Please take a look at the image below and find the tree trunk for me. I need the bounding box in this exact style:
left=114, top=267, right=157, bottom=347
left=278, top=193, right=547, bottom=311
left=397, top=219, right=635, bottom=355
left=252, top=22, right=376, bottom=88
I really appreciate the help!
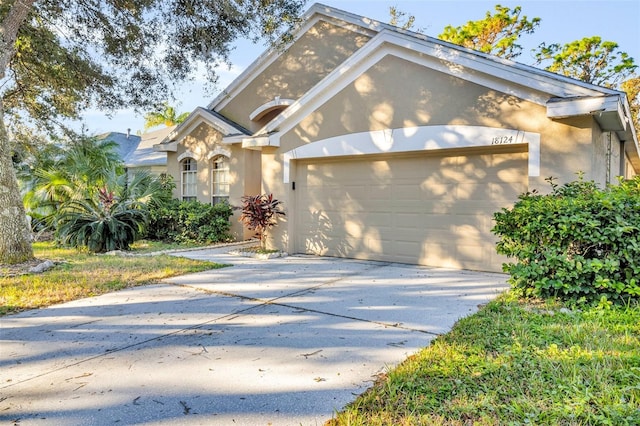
left=1, top=0, right=37, bottom=264
left=0, top=100, right=33, bottom=264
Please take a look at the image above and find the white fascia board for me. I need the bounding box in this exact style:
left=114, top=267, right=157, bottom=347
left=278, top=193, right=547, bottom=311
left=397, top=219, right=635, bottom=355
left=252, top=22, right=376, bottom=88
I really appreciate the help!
left=208, top=4, right=383, bottom=112
left=242, top=136, right=279, bottom=150
left=547, top=95, right=628, bottom=134
left=261, top=30, right=615, bottom=137
left=547, top=95, right=622, bottom=119
left=153, top=141, right=177, bottom=152
left=221, top=135, right=246, bottom=145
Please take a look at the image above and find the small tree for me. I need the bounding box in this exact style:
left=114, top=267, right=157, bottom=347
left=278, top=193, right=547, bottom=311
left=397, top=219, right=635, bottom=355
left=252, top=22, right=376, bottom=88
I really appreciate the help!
left=143, top=102, right=190, bottom=131
left=55, top=187, right=148, bottom=253
left=438, top=4, right=540, bottom=60
left=534, top=36, right=637, bottom=87
left=239, top=194, right=285, bottom=249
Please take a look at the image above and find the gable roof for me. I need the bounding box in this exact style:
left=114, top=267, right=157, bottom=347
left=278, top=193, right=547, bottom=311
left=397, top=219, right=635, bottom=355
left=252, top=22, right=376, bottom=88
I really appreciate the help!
left=206, top=3, right=389, bottom=112
left=123, top=126, right=172, bottom=168
left=217, top=3, right=636, bottom=166
left=169, top=2, right=637, bottom=169
left=260, top=28, right=629, bottom=135
left=155, top=107, right=251, bottom=151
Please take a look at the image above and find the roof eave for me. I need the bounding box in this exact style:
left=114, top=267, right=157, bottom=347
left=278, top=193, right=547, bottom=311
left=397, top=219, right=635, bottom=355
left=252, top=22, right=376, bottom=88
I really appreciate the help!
left=546, top=95, right=629, bottom=134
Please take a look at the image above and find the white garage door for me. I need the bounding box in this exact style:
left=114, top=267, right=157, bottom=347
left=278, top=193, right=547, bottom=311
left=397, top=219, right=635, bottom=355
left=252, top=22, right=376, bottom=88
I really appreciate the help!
left=294, top=149, right=528, bottom=272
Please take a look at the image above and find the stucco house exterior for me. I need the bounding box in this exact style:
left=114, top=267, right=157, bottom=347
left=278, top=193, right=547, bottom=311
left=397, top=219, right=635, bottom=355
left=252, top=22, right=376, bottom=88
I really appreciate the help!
left=155, top=3, right=640, bottom=272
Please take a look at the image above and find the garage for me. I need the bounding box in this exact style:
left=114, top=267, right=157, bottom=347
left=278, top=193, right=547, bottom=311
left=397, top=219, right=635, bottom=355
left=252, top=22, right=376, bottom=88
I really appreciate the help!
left=294, top=147, right=528, bottom=272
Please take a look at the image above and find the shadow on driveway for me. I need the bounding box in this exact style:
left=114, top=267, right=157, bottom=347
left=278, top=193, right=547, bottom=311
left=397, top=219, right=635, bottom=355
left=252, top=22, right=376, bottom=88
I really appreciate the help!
left=1, top=251, right=508, bottom=425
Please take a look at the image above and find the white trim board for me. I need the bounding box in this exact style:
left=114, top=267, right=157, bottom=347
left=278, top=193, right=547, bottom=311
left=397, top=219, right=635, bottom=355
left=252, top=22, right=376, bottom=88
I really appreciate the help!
left=283, top=125, right=540, bottom=183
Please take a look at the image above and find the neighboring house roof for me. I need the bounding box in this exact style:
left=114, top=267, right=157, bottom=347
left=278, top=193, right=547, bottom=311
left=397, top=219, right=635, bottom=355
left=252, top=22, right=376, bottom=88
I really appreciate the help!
left=123, top=126, right=172, bottom=168
left=96, top=131, right=141, bottom=162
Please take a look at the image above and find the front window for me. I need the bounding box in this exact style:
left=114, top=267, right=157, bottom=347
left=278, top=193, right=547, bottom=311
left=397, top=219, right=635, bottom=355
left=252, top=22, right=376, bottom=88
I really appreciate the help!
left=212, top=156, right=229, bottom=205
left=181, top=158, right=197, bottom=202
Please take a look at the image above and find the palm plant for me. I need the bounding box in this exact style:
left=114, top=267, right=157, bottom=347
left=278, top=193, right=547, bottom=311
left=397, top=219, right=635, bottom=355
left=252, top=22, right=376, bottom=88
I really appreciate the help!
left=56, top=188, right=149, bottom=252
left=19, top=133, right=171, bottom=251
left=143, top=102, right=189, bottom=130
left=55, top=171, right=171, bottom=252
left=19, top=135, right=122, bottom=228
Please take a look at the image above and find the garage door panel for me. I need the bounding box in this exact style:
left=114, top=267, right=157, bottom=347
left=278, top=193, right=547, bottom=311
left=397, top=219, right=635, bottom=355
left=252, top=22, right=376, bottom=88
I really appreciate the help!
left=296, top=151, right=527, bottom=271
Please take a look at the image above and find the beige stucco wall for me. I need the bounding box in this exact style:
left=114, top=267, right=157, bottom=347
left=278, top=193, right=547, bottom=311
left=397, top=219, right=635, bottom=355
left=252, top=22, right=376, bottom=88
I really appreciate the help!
left=218, top=21, right=371, bottom=133
left=166, top=122, right=261, bottom=240
left=277, top=55, right=613, bottom=189
left=262, top=54, right=617, bottom=253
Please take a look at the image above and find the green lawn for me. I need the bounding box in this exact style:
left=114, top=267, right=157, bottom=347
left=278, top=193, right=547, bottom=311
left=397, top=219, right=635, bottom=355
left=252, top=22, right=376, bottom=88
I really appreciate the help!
left=328, top=294, right=640, bottom=425
left=0, top=241, right=224, bottom=316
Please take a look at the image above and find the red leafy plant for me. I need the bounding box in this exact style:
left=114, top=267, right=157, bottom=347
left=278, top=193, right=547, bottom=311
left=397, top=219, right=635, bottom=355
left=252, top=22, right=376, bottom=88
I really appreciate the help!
left=238, top=194, right=285, bottom=249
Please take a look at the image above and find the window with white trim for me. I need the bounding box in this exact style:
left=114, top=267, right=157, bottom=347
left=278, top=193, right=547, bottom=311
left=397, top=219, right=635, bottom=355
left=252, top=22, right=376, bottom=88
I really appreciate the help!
left=211, top=156, right=229, bottom=205
left=181, top=158, right=197, bottom=202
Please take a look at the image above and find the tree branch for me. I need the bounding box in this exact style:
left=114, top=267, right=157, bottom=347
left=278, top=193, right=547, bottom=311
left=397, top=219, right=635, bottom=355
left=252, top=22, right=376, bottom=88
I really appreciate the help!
left=1, top=0, right=37, bottom=77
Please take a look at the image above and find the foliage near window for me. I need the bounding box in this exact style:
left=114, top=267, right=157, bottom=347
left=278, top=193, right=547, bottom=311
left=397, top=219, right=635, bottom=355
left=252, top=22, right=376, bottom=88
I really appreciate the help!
left=147, top=199, right=233, bottom=245
left=492, top=176, right=640, bottom=304
left=238, top=194, right=285, bottom=249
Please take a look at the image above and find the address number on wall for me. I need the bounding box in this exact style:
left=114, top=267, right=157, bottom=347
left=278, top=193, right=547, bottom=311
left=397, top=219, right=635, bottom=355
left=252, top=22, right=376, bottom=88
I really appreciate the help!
left=491, top=136, right=516, bottom=145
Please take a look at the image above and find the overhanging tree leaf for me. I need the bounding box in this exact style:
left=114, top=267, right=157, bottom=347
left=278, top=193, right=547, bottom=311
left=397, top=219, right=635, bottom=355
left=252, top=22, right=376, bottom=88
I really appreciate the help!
left=621, top=77, right=639, bottom=133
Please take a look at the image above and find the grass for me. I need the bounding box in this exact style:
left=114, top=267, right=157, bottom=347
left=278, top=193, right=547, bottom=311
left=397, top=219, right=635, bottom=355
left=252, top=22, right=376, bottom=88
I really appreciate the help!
left=328, top=294, right=640, bottom=426
left=0, top=241, right=225, bottom=316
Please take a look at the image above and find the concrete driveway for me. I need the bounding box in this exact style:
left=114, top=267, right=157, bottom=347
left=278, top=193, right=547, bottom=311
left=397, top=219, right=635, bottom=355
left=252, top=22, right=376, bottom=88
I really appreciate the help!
left=1, top=246, right=508, bottom=425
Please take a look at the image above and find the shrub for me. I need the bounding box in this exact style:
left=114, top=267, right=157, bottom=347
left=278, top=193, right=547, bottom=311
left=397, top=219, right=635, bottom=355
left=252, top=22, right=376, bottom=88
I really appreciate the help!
left=53, top=172, right=173, bottom=253
left=146, top=199, right=233, bottom=244
left=56, top=187, right=148, bottom=252
left=492, top=176, right=640, bottom=304
left=238, top=194, right=285, bottom=249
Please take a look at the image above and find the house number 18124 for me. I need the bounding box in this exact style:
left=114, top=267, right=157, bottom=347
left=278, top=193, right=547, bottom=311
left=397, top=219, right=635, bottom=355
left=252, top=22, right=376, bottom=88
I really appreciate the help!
left=491, top=136, right=514, bottom=145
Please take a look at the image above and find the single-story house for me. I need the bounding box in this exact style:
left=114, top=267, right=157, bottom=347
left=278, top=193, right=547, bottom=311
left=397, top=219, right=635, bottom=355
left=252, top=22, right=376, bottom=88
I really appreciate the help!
left=155, top=3, right=639, bottom=272
left=97, top=130, right=141, bottom=163
left=100, top=127, right=172, bottom=178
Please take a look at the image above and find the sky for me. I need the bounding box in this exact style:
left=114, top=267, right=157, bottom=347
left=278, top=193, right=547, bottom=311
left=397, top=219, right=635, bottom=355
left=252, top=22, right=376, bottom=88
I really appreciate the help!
left=78, top=0, right=640, bottom=135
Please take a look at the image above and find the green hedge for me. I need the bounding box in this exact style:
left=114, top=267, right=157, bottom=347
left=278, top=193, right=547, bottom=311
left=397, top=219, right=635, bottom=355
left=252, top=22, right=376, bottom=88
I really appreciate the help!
left=492, top=176, right=640, bottom=304
left=146, top=199, right=233, bottom=244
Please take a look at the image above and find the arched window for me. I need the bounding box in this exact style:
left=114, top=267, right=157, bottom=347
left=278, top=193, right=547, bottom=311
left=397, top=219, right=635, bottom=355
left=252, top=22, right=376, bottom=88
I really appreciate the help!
left=211, top=156, right=229, bottom=205
left=181, top=158, right=197, bottom=202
